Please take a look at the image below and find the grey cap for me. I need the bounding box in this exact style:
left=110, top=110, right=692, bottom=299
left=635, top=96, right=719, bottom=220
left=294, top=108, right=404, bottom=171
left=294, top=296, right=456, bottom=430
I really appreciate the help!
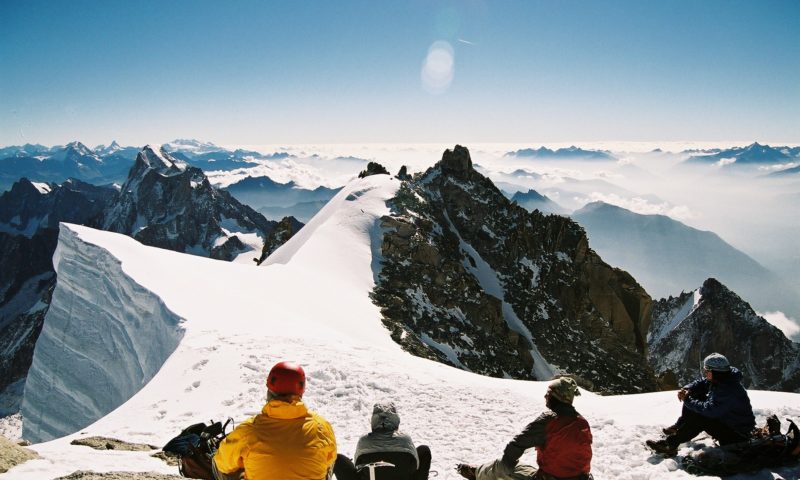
left=703, top=353, right=731, bottom=372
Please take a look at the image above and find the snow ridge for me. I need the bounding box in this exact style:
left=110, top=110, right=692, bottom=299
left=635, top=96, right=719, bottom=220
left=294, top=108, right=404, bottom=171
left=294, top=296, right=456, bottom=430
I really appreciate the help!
left=21, top=224, right=185, bottom=442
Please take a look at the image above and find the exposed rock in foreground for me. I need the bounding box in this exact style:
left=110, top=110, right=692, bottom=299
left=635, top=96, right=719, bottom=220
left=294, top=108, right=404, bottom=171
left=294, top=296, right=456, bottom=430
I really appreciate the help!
left=649, top=278, right=800, bottom=392
left=55, top=472, right=183, bottom=480
left=70, top=437, right=157, bottom=451
left=0, top=434, right=38, bottom=473
left=373, top=145, right=658, bottom=394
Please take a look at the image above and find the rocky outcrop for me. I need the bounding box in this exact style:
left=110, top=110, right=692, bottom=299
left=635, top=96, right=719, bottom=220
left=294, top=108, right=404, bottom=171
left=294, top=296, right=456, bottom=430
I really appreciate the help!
left=55, top=472, right=183, bottom=480
left=0, top=434, right=38, bottom=473
left=358, top=162, right=390, bottom=178
left=255, top=216, right=304, bottom=265
left=373, top=145, right=658, bottom=394
left=396, top=166, right=412, bottom=181
left=649, top=278, right=800, bottom=392
left=70, top=437, right=157, bottom=451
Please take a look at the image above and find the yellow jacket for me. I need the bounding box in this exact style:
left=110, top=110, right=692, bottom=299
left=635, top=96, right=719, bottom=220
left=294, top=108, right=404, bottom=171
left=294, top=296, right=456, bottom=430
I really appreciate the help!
left=214, top=399, right=337, bottom=479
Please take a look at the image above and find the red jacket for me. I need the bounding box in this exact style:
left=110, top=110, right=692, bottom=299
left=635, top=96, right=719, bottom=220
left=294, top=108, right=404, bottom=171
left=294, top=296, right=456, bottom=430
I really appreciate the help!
left=537, top=414, right=592, bottom=477
left=502, top=402, right=592, bottom=478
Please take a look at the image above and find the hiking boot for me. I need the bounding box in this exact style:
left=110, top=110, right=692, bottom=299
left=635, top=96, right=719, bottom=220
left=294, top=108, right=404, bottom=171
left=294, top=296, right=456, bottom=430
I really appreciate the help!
left=646, top=439, right=678, bottom=457
left=456, top=463, right=477, bottom=480
left=662, top=424, right=679, bottom=436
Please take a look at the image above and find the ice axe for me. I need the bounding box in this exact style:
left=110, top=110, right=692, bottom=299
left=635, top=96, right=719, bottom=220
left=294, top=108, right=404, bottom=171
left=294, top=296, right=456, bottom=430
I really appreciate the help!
left=356, top=461, right=395, bottom=480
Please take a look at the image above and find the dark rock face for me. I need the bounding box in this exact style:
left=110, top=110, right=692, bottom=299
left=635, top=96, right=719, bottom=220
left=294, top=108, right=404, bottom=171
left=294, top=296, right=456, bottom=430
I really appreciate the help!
left=101, top=146, right=275, bottom=257
left=373, top=145, right=658, bottom=394
left=358, top=162, right=390, bottom=179
left=255, top=216, right=304, bottom=265
left=649, top=278, right=800, bottom=392
left=396, top=166, right=411, bottom=181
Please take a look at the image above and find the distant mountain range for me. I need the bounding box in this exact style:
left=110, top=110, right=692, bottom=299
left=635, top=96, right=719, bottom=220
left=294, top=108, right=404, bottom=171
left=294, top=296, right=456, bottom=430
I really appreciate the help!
left=491, top=167, right=652, bottom=212
left=684, top=142, right=800, bottom=167
left=572, top=201, right=800, bottom=320
left=0, top=141, right=137, bottom=191
left=505, top=146, right=615, bottom=161
left=0, top=139, right=294, bottom=191
left=508, top=189, right=566, bottom=214
left=224, top=176, right=341, bottom=223
left=163, top=139, right=292, bottom=171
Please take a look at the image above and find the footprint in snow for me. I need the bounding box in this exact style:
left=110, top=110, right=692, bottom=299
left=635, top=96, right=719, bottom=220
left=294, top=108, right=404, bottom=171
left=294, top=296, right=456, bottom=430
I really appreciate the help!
left=192, top=359, right=209, bottom=370
left=185, top=380, right=201, bottom=391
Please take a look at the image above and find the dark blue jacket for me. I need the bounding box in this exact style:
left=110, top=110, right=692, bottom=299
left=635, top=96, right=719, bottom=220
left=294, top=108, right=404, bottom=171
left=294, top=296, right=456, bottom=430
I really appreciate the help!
left=683, top=367, right=756, bottom=436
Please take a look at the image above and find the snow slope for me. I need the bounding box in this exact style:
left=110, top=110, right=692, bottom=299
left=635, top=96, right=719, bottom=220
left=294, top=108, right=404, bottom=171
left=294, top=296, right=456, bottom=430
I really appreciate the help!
left=7, top=174, right=800, bottom=479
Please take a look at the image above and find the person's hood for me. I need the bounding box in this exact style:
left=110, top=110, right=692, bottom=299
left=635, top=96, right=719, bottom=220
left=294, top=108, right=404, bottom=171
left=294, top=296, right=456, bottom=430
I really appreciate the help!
left=370, top=402, right=401, bottom=433
left=728, top=367, right=744, bottom=383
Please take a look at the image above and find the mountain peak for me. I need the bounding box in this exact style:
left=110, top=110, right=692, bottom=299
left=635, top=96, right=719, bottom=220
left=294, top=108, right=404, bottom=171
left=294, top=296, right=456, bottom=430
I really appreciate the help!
left=698, top=277, right=739, bottom=306
left=138, top=145, right=188, bottom=175
left=65, top=141, right=93, bottom=156
left=438, top=144, right=473, bottom=177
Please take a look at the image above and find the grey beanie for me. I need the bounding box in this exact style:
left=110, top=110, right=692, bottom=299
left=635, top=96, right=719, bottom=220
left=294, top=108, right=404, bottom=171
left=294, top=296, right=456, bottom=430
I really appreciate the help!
left=703, top=353, right=731, bottom=372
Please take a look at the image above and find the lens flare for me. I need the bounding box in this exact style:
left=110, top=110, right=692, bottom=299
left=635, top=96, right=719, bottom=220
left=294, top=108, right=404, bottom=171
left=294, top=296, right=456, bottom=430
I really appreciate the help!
left=421, top=41, right=454, bottom=94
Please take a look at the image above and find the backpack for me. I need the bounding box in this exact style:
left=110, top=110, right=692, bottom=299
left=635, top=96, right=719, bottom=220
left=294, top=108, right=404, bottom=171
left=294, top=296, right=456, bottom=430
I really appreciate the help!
left=163, top=419, right=233, bottom=479
left=684, top=415, right=800, bottom=476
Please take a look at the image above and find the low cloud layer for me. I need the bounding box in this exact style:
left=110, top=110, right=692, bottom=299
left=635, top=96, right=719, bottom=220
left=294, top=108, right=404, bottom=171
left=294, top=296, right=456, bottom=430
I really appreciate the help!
left=758, top=311, right=800, bottom=342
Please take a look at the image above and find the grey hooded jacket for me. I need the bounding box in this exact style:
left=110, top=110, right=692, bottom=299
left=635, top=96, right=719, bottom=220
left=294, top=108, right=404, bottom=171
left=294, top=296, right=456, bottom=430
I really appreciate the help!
left=354, top=402, right=419, bottom=468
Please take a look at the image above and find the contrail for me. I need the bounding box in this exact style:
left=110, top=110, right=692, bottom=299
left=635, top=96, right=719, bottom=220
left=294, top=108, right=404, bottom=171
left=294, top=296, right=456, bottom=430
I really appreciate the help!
left=457, top=38, right=475, bottom=46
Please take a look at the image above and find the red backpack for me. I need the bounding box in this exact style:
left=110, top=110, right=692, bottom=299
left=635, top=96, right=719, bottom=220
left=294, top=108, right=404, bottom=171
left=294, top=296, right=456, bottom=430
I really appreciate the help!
left=536, top=415, right=592, bottom=478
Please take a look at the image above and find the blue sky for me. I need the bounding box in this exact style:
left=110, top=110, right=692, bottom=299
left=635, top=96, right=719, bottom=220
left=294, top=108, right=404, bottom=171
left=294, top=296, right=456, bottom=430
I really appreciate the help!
left=1, top=0, right=798, bottom=146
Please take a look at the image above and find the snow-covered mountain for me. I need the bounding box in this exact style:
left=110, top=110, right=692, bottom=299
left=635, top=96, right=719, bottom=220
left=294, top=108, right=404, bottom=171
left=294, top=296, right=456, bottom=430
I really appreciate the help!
left=0, top=142, right=137, bottom=191
left=7, top=171, right=799, bottom=479
left=571, top=201, right=800, bottom=321
left=101, top=146, right=275, bottom=261
left=372, top=146, right=657, bottom=394
left=649, top=278, right=800, bottom=392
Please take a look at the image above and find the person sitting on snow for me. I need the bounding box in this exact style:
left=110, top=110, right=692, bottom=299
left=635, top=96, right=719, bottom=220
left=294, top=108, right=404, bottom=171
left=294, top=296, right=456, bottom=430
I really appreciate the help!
left=647, top=352, right=756, bottom=457
left=333, top=401, right=432, bottom=480
left=456, top=377, right=593, bottom=480
left=212, top=361, right=337, bottom=480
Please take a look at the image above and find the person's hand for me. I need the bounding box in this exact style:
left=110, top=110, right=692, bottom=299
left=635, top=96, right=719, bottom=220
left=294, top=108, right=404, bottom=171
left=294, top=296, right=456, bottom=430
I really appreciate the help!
left=677, top=388, right=688, bottom=402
